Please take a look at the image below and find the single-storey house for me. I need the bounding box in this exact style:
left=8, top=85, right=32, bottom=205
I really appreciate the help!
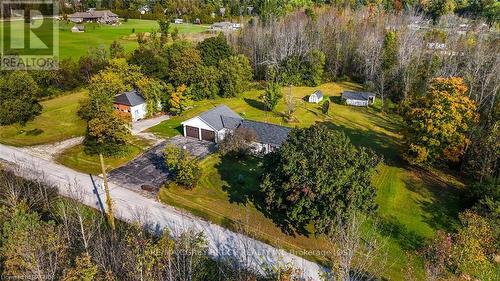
left=68, top=10, right=119, bottom=24
left=113, top=89, right=148, bottom=122
left=181, top=105, right=291, bottom=154
left=308, top=90, right=323, bottom=103
left=341, top=91, right=376, bottom=107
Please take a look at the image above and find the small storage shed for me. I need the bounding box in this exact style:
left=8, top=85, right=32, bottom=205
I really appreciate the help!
left=341, top=91, right=376, bottom=107
left=308, top=90, right=324, bottom=103
left=71, top=25, right=85, bottom=33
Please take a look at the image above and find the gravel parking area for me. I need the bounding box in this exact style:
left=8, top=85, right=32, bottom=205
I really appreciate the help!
left=108, top=136, right=215, bottom=193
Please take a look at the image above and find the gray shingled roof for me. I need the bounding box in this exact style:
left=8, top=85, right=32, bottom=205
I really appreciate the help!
left=114, top=89, right=146, bottom=106
left=239, top=120, right=291, bottom=146
left=199, top=105, right=242, bottom=131
left=221, top=116, right=242, bottom=130
left=311, top=90, right=323, bottom=99
left=193, top=104, right=291, bottom=145
left=342, top=91, right=376, bottom=101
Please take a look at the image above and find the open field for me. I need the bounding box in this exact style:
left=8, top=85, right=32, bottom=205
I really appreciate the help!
left=154, top=82, right=465, bottom=280
left=0, top=90, right=87, bottom=146
left=55, top=136, right=153, bottom=175
left=0, top=19, right=209, bottom=58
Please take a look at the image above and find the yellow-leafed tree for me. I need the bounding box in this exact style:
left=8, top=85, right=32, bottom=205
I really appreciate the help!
left=403, top=77, right=479, bottom=165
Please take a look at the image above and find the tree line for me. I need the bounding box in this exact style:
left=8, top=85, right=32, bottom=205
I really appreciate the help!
left=66, top=0, right=499, bottom=25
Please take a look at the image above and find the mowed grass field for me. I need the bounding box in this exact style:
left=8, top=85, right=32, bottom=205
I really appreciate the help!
left=55, top=136, right=153, bottom=175
left=0, top=90, right=87, bottom=146
left=153, top=82, right=465, bottom=280
left=1, top=19, right=209, bottom=58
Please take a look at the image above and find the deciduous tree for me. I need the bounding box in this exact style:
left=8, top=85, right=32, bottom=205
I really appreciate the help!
left=0, top=71, right=42, bottom=126
left=402, top=77, right=479, bottom=165
left=219, top=55, right=253, bottom=97
left=219, top=127, right=257, bottom=158
left=260, top=125, right=381, bottom=234
left=197, top=33, right=233, bottom=67
left=168, top=84, right=193, bottom=115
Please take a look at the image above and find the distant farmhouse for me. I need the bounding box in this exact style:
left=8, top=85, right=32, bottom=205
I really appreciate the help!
left=181, top=105, right=291, bottom=154
left=308, top=90, right=324, bottom=103
left=68, top=10, right=119, bottom=24
left=341, top=91, right=376, bottom=107
left=210, top=22, right=241, bottom=32
left=113, top=89, right=148, bottom=122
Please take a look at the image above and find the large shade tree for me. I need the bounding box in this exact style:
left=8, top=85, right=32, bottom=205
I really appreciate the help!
left=403, top=77, right=479, bottom=165
left=0, top=71, right=42, bottom=126
left=197, top=33, right=233, bottom=67
left=260, top=125, right=381, bottom=234
left=219, top=55, right=253, bottom=97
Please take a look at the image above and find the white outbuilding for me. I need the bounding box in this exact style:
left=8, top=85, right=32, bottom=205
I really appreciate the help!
left=341, top=91, right=376, bottom=107
left=308, top=90, right=324, bottom=103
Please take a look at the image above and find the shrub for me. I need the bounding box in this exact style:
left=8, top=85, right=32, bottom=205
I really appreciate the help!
left=164, top=145, right=201, bottom=189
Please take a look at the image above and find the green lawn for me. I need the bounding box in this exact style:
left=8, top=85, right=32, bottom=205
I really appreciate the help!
left=154, top=82, right=465, bottom=280
left=1, top=19, right=209, bottom=58
left=0, top=90, right=87, bottom=146
left=55, top=137, right=152, bottom=175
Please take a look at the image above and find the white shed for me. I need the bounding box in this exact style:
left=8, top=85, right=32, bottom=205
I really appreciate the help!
left=308, top=90, right=324, bottom=103
left=71, top=25, right=85, bottom=33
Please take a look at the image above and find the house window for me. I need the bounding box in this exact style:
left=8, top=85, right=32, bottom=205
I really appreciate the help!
left=134, top=110, right=139, bottom=115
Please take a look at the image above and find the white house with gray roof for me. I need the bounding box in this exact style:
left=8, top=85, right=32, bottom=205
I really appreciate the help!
left=113, top=89, right=148, bottom=122
left=181, top=105, right=291, bottom=154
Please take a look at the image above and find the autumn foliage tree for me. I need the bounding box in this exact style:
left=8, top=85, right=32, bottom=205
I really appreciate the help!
left=402, top=77, right=478, bottom=165
left=168, top=84, right=193, bottom=115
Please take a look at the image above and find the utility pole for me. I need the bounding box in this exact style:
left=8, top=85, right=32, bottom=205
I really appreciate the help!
left=99, top=153, right=116, bottom=234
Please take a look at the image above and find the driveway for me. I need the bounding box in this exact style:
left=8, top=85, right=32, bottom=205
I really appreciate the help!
left=132, top=115, right=170, bottom=134
left=107, top=136, right=216, bottom=192
left=0, top=143, right=326, bottom=280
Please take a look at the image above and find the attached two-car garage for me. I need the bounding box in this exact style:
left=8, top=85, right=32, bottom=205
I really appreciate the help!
left=183, top=123, right=216, bottom=142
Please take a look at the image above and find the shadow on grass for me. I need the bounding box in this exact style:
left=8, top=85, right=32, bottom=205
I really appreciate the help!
left=24, top=128, right=44, bottom=136
left=243, top=98, right=267, bottom=111
left=403, top=167, right=463, bottom=232
left=216, top=154, right=308, bottom=236
left=378, top=215, right=426, bottom=251
left=329, top=96, right=343, bottom=105
left=320, top=121, right=402, bottom=166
